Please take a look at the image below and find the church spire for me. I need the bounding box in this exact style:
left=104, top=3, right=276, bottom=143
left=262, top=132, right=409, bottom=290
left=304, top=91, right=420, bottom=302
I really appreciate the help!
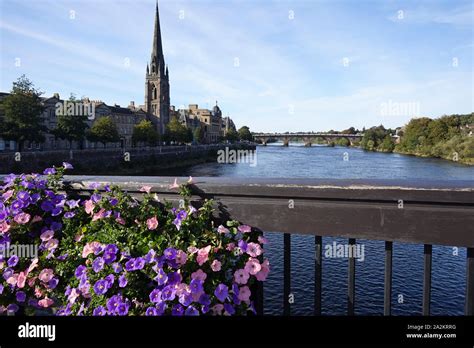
left=151, top=0, right=164, bottom=72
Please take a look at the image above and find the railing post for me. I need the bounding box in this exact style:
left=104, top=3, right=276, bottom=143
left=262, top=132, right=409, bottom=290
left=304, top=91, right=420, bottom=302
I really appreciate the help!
left=348, top=238, right=356, bottom=315
left=283, top=233, right=291, bottom=316
left=384, top=241, right=393, bottom=315
left=422, top=244, right=432, bottom=315
left=466, top=248, right=474, bottom=315
left=314, top=235, right=322, bottom=315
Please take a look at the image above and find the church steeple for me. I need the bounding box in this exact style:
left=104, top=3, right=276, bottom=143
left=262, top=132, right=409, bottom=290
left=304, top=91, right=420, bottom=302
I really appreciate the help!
left=151, top=0, right=165, bottom=75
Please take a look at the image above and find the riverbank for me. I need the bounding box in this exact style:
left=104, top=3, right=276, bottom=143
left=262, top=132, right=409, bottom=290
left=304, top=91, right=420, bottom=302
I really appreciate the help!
left=0, top=143, right=256, bottom=175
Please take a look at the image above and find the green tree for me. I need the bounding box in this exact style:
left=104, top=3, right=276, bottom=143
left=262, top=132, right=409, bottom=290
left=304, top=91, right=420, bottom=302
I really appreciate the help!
left=165, top=116, right=188, bottom=144
left=53, top=93, right=89, bottom=149
left=238, top=126, right=253, bottom=141
left=193, top=126, right=205, bottom=144
left=1, top=75, right=46, bottom=151
left=87, top=116, right=120, bottom=148
left=379, top=135, right=395, bottom=152
left=225, top=128, right=239, bottom=143
left=132, top=120, right=159, bottom=146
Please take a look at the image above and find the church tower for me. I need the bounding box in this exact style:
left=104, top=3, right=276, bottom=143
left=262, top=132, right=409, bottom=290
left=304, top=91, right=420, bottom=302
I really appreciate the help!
left=145, top=1, right=170, bottom=134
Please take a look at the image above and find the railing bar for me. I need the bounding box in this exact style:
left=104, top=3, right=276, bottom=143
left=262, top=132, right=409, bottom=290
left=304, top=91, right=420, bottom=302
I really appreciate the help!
left=384, top=241, right=393, bottom=316
left=348, top=238, right=356, bottom=315
left=314, top=235, right=322, bottom=315
left=466, top=247, right=474, bottom=315
left=422, top=244, right=432, bottom=315
left=283, top=233, right=291, bottom=316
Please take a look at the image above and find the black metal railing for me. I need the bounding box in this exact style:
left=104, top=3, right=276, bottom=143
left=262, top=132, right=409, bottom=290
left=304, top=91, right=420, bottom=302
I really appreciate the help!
left=64, top=176, right=474, bottom=316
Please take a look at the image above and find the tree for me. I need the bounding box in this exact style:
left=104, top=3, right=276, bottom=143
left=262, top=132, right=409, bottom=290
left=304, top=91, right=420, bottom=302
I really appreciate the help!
left=1, top=75, right=46, bottom=151
left=238, top=126, right=253, bottom=141
left=193, top=126, right=205, bottom=144
left=53, top=93, right=89, bottom=149
left=132, top=120, right=159, bottom=146
left=379, top=135, right=395, bottom=152
left=224, top=128, right=239, bottom=143
left=165, top=116, right=188, bottom=144
left=87, top=116, right=120, bottom=148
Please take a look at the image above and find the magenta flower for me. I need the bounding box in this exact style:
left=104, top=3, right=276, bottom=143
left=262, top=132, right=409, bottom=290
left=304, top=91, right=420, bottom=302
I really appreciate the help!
left=211, top=260, right=222, bottom=272
left=238, top=225, right=252, bottom=233
left=234, top=269, right=250, bottom=285
left=238, top=286, right=251, bottom=302
left=13, top=212, right=30, bottom=225
left=39, top=269, right=54, bottom=283
left=245, top=258, right=262, bottom=275
left=191, top=269, right=207, bottom=282
left=246, top=243, right=262, bottom=257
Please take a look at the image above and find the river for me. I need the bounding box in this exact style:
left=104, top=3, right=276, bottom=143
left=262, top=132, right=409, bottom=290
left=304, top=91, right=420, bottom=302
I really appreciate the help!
left=180, top=144, right=473, bottom=315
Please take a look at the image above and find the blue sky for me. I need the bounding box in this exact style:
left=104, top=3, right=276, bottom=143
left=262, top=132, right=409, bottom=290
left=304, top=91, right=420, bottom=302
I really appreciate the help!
left=0, top=0, right=472, bottom=132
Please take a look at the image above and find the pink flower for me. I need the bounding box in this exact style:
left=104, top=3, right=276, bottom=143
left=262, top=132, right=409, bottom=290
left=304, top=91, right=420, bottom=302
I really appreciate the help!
left=187, top=176, right=193, bottom=184
left=27, top=277, right=36, bottom=287
left=74, top=233, right=83, bottom=242
left=176, top=250, right=187, bottom=265
left=238, top=286, right=251, bottom=302
left=234, top=269, right=250, bottom=285
left=40, top=230, right=54, bottom=242
left=34, top=287, right=43, bottom=298
left=68, top=288, right=80, bottom=304
left=14, top=212, right=30, bottom=225
left=226, top=243, right=235, bottom=251
left=238, top=225, right=252, bottom=233
left=191, top=269, right=207, bottom=282
left=147, top=216, right=158, bottom=230
left=246, top=242, right=262, bottom=258
left=187, top=246, right=198, bottom=254
left=211, top=304, right=224, bottom=316
left=256, top=259, right=270, bottom=281
left=140, top=185, right=152, bottom=194
left=17, top=272, right=26, bottom=288
left=245, top=258, right=262, bottom=275
left=92, top=208, right=106, bottom=221
left=82, top=242, right=102, bottom=258
left=45, top=238, right=59, bottom=250
left=6, top=274, right=18, bottom=286
left=38, top=297, right=54, bottom=308
left=2, top=190, right=14, bottom=201
left=0, top=221, right=10, bottom=234
left=116, top=217, right=125, bottom=225
left=39, top=269, right=54, bottom=283
left=169, top=178, right=179, bottom=189
left=217, top=225, right=230, bottom=234
left=196, top=245, right=211, bottom=266
left=32, top=215, right=43, bottom=224
left=84, top=200, right=95, bottom=215
left=258, top=236, right=268, bottom=244
left=26, top=258, right=39, bottom=275
left=211, top=260, right=222, bottom=272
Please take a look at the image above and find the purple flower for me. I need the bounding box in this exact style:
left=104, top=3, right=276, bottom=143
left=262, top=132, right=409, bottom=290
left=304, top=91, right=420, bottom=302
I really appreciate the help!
left=214, top=284, right=229, bottom=303
left=172, top=210, right=187, bottom=230
left=43, top=168, right=56, bottom=175
left=93, top=279, right=108, bottom=295
left=17, top=191, right=30, bottom=201
left=117, top=302, right=129, bottom=316
left=164, top=248, right=177, bottom=260
left=171, top=304, right=184, bottom=316
left=119, top=274, right=127, bottom=288
left=91, top=193, right=102, bottom=203
left=93, top=306, right=106, bottom=316
left=167, top=271, right=181, bottom=285
left=198, top=293, right=211, bottom=306
left=149, top=289, right=162, bottom=303
left=104, top=274, right=115, bottom=289
left=224, top=303, right=235, bottom=315
left=106, top=295, right=121, bottom=313
left=75, top=265, right=87, bottom=279
left=189, top=279, right=203, bottom=295
left=64, top=212, right=75, bottom=219
left=103, top=252, right=116, bottom=264
left=16, top=291, right=26, bottom=302
left=144, top=249, right=156, bottom=263
left=109, top=198, right=118, bottom=206
left=51, top=207, right=63, bottom=216
left=179, top=293, right=193, bottom=307
left=63, top=162, right=73, bottom=170
left=112, top=263, right=122, bottom=273
left=104, top=244, right=118, bottom=255
left=66, top=199, right=80, bottom=209
left=0, top=284, right=4, bottom=295
left=7, top=255, right=19, bottom=267
left=50, top=222, right=62, bottom=231
left=133, top=257, right=145, bottom=270
left=40, top=201, right=54, bottom=212
left=238, top=240, right=248, bottom=252
left=125, top=259, right=135, bottom=271
left=154, top=268, right=168, bottom=286
left=92, top=257, right=105, bottom=273
left=146, top=307, right=159, bottom=316
left=161, top=285, right=176, bottom=301
left=185, top=305, right=199, bottom=316
left=155, top=302, right=166, bottom=315
left=7, top=304, right=19, bottom=313
left=48, top=278, right=59, bottom=289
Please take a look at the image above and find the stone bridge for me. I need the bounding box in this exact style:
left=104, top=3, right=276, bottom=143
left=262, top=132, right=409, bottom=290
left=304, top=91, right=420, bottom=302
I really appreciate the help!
left=253, top=133, right=399, bottom=146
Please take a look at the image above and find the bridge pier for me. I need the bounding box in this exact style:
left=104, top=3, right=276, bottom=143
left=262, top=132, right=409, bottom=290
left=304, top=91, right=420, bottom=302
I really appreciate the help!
left=283, top=137, right=290, bottom=147
left=303, top=137, right=312, bottom=147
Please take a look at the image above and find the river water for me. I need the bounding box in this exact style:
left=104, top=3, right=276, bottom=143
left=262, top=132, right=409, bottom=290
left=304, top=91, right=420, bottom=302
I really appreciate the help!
left=181, top=144, right=473, bottom=315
